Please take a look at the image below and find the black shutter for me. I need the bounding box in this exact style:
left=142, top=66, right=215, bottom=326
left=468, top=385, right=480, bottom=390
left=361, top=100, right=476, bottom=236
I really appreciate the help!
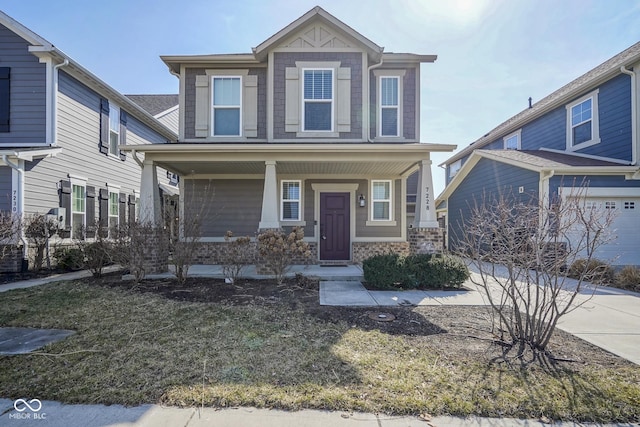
left=119, top=111, right=127, bottom=161
left=128, top=194, right=136, bottom=224
left=0, top=67, right=10, bottom=133
left=98, top=188, right=109, bottom=237
left=119, top=192, right=127, bottom=225
left=58, top=180, right=71, bottom=238
left=86, top=186, right=96, bottom=235
left=99, top=98, right=109, bottom=154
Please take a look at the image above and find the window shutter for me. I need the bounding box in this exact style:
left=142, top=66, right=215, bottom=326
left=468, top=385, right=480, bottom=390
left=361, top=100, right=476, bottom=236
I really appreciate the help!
left=0, top=67, right=9, bottom=133
left=119, top=111, right=127, bottom=161
left=119, top=193, right=127, bottom=225
left=337, top=67, right=351, bottom=132
left=85, top=186, right=96, bottom=236
left=243, top=74, right=258, bottom=137
left=59, top=180, right=72, bottom=237
left=99, top=98, right=110, bottom=154
left=195, top=75, right=210, bottom=137
left=98, top=188, right=109, bottom=237
left=128, top=194, right=136, bottom=224
left=285, top=67, right=299, bottom=132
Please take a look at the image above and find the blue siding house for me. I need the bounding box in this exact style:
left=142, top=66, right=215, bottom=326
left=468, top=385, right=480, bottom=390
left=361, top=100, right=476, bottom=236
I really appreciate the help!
left=438, top=42, right=640, bottom=266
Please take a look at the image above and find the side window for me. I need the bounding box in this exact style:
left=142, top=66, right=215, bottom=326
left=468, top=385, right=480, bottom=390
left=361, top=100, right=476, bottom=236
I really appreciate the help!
left=109, top=104, right=120, bottom=156
left=212, top=76, right=241, bottom=136
left=566, top=90, right=600, bottom=150
left=281, top=180, right=301, bottom=221
left=379, top=76, right=399, bottom=137
left=371, top=180, right=392, bottom=221
left=71, top=183, right=86, bottom=239
left=449, top=159, right=462, bottom=178
left=503, top=130, right=521, bottom=150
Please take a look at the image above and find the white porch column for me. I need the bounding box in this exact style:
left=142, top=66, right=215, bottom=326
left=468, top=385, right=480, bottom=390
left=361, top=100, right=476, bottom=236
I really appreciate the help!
left=412, top=159, right=439, bottom=228
left=259, top=160, right=280, bottom=229
left=139, top=159, right=160, bottom=225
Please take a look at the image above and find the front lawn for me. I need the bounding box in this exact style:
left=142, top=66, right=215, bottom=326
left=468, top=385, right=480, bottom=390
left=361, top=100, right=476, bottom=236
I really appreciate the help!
left=0, top=277, right=638, bottom=423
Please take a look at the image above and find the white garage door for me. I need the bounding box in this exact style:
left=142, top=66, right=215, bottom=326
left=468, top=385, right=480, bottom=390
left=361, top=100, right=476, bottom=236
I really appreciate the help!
left=583, top=197, right=640, bottom=266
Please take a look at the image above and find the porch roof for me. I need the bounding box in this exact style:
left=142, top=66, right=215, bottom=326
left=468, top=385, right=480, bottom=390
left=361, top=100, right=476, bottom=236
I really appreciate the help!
left=125, top=143, right=456, bottom=177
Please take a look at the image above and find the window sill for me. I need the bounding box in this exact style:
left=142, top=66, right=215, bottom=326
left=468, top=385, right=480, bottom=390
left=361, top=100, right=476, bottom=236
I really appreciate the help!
left=567, top=138, right=601, bottom=152
left=366, top=220, right=397, bottom=227
left=280, top=220, right=306, bottom=227
left=296, top=131, right=339, bottom=138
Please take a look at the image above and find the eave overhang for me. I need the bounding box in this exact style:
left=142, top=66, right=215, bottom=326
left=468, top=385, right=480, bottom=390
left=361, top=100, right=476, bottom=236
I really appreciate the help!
left=0, top=147, right=63, bottom=163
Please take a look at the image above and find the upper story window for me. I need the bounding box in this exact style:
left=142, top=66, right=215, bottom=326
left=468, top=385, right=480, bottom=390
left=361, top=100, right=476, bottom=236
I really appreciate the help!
left=281, top=180, right=301, bottom=221
left=503, top=130, right=521, bottom=150
left=372, top=180, right=392, bottom=221
left=449, top=159, right=462, bottom=178
left=303, top=69, right=333, bottom=132
left=109, top=104, right=120, bottom=156
left=566, top=89, right=600, bottom=151
left=212, top=76, right=242, bottom=136
left=380, top=77, right=399, bottom=137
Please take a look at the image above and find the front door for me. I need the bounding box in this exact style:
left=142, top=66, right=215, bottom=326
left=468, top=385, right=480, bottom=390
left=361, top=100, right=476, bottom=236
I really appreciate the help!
left=319, top=192, right=350, bottom=260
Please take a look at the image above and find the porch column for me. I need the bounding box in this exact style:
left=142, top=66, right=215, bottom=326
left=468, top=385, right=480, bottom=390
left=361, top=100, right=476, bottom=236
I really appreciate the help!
left=259, top=160, right=280, bottom=229
left=139, top=159, right=160, bottom=225
left=412, top=159, right=439, bottom=228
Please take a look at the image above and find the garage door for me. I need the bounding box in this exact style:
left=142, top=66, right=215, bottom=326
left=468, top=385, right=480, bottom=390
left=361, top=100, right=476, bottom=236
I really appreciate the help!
left=581, top=197, right=640, bottom=266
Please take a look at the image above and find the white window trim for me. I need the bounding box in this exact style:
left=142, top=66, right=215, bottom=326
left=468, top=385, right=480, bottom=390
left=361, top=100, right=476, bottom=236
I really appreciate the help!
left=107, top=183, right=120, bottom=231
left=378, top=76, right=400, bottom=137
left=301, top=68, right=334, bottom=133
left=370, top=180, right=393, bottom=222
left=449, top=159, right=462, bottom=178
left=211, top=75, right=242, bottom=137
left=566, top=89, right=600, bottom=152
left=503, top=129, right=521, bottom=150
left=280, top=179, right=302, bottom=222
left=374, top=69, right=405, bottom=140
left=108, top=103, right=120, bottom=158
left=69, top=176, right=87, bottom=240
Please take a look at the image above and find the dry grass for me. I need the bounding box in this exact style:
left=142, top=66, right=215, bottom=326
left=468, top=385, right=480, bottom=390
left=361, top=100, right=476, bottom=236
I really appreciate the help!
left=0, top=280, right=639, bottom=423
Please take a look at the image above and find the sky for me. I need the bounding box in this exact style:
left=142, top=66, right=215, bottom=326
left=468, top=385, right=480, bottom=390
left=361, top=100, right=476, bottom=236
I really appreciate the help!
left=2, top=0, right=639, bottom=195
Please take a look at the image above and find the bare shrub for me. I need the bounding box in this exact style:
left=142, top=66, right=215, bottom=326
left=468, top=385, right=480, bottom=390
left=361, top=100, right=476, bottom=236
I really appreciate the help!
left=615, top=266, right=640, bottom=291
left=0, top=211, right=22, bottom=261
left=568, top=258, right=615, bottom=284
left=24, top=214, right=57, bottom=270
left=221, top=230, right=253, bottom=283
left=257, top=227, right=310, bottom=285
left=455, top=186, right=616, bottom=355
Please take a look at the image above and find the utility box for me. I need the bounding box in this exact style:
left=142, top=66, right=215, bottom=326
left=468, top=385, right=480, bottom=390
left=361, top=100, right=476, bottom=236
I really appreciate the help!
left=46, top=207, right=66, bottom=230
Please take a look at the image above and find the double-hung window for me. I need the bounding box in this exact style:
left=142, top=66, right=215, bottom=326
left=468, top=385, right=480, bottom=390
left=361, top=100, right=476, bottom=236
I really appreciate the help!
left=71, top=183, right=86, bottom=239
left=281, top=180, right=301, bottom=221
left=303, top=69, right=333, bottom=131
left=503, top=130, right=521, bottom=150
left=380, top=77, right=399, bottom=136
left=566, top=90, right=600, bottom=150
left=372, top=180, right=392, bottom=221
left=109, top=104, right=120, bottom=156
left=212, top=76, right=241, bottom=136
left=108, top=191, right=119, bottom=231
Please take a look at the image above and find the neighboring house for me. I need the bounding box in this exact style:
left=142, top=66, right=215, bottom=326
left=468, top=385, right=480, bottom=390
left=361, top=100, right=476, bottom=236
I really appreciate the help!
left=125, top=6, right=455, bottom=270
left=438, top=42, right=640, bottom=266
left=0, top=11, right=178, bottom=271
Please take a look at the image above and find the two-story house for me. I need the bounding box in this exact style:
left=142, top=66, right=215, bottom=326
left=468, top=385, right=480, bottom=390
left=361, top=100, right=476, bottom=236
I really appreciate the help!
left=438, top=42, right=640, bottom=266
left=0, top=11, right=178, bottom=271
left=125, top=6, right=455, bottom=270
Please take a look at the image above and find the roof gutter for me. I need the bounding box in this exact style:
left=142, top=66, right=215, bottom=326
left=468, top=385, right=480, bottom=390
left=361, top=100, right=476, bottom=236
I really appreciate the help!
left=620, top=66, right=637, bottom=165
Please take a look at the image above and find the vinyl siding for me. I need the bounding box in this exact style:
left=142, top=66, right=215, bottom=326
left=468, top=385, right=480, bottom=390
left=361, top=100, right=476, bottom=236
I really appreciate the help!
left=156, top=108, right=179, bottom=135
left=0, top=166, right=12, bottom=211
left=0, top=23, right=46, bottom=145
left=447, top=158, right=539, bottom=251
left=184, top=179, right=263, bottom=237
left=520, top=106, right=566, bottom=151
left=356, top=179, right=403, bottom=238
left=22, top=71, right=165, bottom=216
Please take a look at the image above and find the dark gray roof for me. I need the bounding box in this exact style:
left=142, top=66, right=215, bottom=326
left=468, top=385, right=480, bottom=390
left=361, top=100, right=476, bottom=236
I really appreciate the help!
left=125, top=94, right=178, bottom=116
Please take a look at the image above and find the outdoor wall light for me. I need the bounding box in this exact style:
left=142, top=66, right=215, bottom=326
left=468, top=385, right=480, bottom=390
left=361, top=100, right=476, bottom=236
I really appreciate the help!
left=359, top=194, right=366, bottom=207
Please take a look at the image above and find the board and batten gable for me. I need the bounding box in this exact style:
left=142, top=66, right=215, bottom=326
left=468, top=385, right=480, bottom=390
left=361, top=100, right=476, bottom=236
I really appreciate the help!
left=22, top=70, right=168, bottom=216
left=447, top=158, right=539, bottom=252
left=0, top=23, right=47, bottom=145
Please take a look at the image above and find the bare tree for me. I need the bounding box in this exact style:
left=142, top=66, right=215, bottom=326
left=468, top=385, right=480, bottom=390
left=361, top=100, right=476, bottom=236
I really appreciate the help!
left=455, top=185, right=616, bottom=355
left=0, top=211, right=22, bottom=262
left=24, top=214, right=57, bottom=270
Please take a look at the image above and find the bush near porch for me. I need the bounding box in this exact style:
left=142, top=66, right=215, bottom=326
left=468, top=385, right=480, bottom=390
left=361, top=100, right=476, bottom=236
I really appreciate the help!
left=363, top=253, right=469, bottom=290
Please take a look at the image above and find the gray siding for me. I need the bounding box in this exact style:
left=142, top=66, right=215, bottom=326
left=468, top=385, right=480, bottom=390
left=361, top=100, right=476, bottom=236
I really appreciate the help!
left=0, top=23, right=46, bottom=145
left=447, top=158, right=539, bottom=251
left=184, top=68, right=266, bottom=140
left=369, top=66, right=417, bottom=141
left=157, top=108, right=179, bottom=135
left=356, top=178, right=403, bottom=238
left=22, top=71, right=164, bottom=217
left=0, top=166, right=12, bottom=211
left=273, top=52, right=363, bottom=140
left=185, top=179, right=263, bottom=237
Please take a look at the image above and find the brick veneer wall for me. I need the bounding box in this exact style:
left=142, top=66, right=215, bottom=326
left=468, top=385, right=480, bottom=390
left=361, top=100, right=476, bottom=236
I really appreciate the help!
left=352, top=242, right=410, bottom=264
left=0, top=245, right=24, bottom=273
left=408, top=227, right=444, bottom=255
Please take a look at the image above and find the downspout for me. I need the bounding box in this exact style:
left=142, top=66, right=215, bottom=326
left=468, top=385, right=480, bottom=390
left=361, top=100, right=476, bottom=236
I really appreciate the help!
left=131, top=149, right=144, bottom=169
left=51, top=59, right=69, bottom=147
left=366, top=52, right=384, bottom=143
left=620, top=66, right=637, bottom=165
left=3, top=155, right=27, bottom=265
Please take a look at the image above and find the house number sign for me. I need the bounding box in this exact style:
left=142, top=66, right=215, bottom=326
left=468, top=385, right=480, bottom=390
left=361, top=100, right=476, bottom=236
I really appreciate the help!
left=424, top=186, right=430, bottom=211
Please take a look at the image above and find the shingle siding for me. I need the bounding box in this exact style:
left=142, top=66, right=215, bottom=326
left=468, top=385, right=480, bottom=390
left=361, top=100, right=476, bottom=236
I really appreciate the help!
left=448, top=158, right=539, bottom=251
left=0, top=23, right=47, bottom=145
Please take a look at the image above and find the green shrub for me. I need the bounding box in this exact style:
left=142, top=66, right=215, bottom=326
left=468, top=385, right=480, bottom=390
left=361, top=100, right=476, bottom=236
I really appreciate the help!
left=568, top=258, right=615, bottom=284
left=615, top=266, right=640, bottom=291
left=53, top=247, right=84, bottom=271
left=362, top=253, right=411, bottom=289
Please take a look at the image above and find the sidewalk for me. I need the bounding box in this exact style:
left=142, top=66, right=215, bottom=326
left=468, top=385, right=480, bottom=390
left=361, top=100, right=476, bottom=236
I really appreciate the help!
left=0, top=399, right=624, bottom=427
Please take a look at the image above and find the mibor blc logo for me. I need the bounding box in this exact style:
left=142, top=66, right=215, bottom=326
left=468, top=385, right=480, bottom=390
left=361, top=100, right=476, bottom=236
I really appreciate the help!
left=10, top=398, right=46, bottom=420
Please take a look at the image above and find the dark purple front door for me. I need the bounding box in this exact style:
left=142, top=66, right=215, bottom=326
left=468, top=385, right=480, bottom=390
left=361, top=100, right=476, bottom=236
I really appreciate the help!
left=320, top=192, right=350, bottom=260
